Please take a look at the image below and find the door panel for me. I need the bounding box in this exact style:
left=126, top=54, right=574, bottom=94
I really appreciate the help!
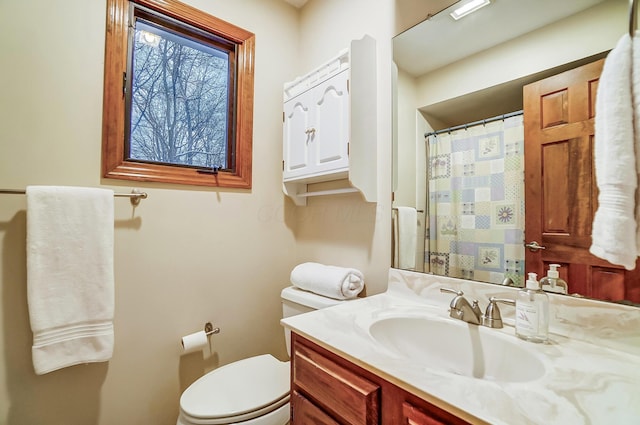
left=313, top=70, right=350, bottom=171
left=524, top=58, right=640, bottom=302
left=284, top=93, right=312, bottom=176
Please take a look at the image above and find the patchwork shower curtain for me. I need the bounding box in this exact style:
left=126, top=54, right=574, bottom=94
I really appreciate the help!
left=425, top=114, right=525, bottom=286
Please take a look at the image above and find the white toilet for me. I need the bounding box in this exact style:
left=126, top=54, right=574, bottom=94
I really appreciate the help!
left=177, top=286, right=348, bottom=425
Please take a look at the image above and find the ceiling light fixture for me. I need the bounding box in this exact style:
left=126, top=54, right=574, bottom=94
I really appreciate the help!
left=450, top=0, right=491, bottom=21
left=137, top=30, right=161, bottom=47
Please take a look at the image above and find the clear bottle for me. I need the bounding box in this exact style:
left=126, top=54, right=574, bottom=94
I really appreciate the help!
left=540, top=264, right=568, bottom=295
left=515, top=272, right=549, bottom=343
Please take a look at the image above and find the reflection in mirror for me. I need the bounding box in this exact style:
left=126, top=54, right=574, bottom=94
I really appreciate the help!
left=391, top=0, right=640, bottom=305
left=424, top=112, right=525, bottom=286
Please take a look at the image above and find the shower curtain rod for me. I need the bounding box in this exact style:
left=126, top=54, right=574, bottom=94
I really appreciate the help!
left=424, top=110, right=523, bottom=138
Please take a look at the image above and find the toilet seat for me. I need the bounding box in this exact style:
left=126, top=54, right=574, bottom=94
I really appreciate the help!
left=178, top=354, right=290, bottom=425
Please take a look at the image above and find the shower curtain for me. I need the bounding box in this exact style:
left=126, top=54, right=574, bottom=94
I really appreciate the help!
left=424, top=114, right=525, bottom=286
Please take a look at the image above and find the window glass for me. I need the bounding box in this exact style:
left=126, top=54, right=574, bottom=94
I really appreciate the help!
left=128, top=19, right=231, bottom=169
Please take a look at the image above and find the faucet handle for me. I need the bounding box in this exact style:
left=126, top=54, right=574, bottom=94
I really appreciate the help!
left=483, top=297, right=516, bottom=329
left=440, top=287, right=463, bottom=296
left=440, top=287, right=464, bottom=310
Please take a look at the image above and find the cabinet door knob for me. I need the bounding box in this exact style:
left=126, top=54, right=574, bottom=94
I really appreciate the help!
left=305, top=127, right=316, bottom=135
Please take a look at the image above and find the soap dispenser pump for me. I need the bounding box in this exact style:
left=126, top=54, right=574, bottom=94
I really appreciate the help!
left=515, top=272, right=549, bottom=343
left=540, top=264, right=568, bottom=294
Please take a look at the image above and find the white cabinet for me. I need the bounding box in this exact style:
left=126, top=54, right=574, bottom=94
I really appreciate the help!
left=283, top=69, right=350, bottom=182
left=282, top=35, right=377, bottom=206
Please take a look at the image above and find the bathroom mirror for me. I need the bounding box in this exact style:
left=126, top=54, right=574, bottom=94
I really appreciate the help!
left=392, top=0, right=640, bottom=305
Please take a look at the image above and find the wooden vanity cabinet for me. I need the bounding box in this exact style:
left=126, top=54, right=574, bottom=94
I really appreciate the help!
left=290, top=333, right=470, bottom=425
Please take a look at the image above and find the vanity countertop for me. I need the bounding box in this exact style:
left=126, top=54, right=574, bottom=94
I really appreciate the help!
left=281, top=270, right=640, bottom=425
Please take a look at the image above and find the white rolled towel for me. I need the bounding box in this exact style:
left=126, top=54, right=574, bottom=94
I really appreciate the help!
left=290, top=262, right=365, bottom=300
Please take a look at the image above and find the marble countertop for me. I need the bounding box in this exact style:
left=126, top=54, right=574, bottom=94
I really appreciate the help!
left=281, top=270, right=640, bottom=425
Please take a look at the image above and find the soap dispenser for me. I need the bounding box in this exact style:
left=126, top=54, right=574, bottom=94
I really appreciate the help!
left=540, top=264, right=568, bottom=295
left=515, top=272, right=549, bottom=343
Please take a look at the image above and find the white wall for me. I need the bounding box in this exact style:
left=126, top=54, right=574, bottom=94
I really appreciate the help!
left=0, top=0, right=299, bottom=424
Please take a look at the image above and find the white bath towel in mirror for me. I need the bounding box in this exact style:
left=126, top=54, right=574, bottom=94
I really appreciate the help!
left=394, top=206, right=417, bottom=270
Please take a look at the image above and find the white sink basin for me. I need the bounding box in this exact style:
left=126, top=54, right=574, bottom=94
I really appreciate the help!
left=368, top=314, right=546, bottom=383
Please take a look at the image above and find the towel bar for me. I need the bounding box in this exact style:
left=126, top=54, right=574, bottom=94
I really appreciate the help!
left=0, top=188, right=148, bottom=206
left=392, top=207, right=425, bottom=213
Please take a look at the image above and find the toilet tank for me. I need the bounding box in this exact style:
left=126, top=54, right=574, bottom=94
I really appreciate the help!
left=281, top=286, right=348, bottom=355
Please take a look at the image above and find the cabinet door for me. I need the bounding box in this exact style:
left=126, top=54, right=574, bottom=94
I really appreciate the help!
left=311, top=69, right=350, bottom=176
left=283, top=70, right=350, bottom=182
left=283, top=88, right=313, bottom=180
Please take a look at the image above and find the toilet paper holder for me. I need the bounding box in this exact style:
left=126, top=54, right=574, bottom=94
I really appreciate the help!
left=205, top=322, right=220, bottom=336
left=181, top=322, right=221, bottom=353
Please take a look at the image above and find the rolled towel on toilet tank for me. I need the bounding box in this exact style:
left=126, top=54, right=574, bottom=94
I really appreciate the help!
left=290, top=262, right=365, bottom=300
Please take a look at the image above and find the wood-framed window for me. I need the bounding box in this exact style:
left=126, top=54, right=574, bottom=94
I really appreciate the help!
left=102, top=0, right=255, bottom=188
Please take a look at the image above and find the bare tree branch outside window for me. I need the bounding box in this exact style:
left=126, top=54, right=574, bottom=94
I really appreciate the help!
left=128, top=20, right=229, bottom=169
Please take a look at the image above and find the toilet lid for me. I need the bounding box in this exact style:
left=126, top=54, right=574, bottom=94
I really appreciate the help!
left=180, top=354, right=290, bottom=420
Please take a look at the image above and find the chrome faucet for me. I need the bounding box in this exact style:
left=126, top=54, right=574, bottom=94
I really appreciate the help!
left=440, top=288, right=515, bottom=329
left=501, top=276, right=515, bottom=287
left=440, top=288, right=482, bottom=325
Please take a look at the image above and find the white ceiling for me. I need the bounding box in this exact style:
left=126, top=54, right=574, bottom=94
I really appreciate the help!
left=393, top=0, right=609, bottom=77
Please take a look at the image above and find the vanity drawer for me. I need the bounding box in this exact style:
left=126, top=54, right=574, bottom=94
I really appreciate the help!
left=292, top=340, right=380, bottom=425
left=402, top=401, right=451, bottom=425
left=291, top=390, right=340, bottom=425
